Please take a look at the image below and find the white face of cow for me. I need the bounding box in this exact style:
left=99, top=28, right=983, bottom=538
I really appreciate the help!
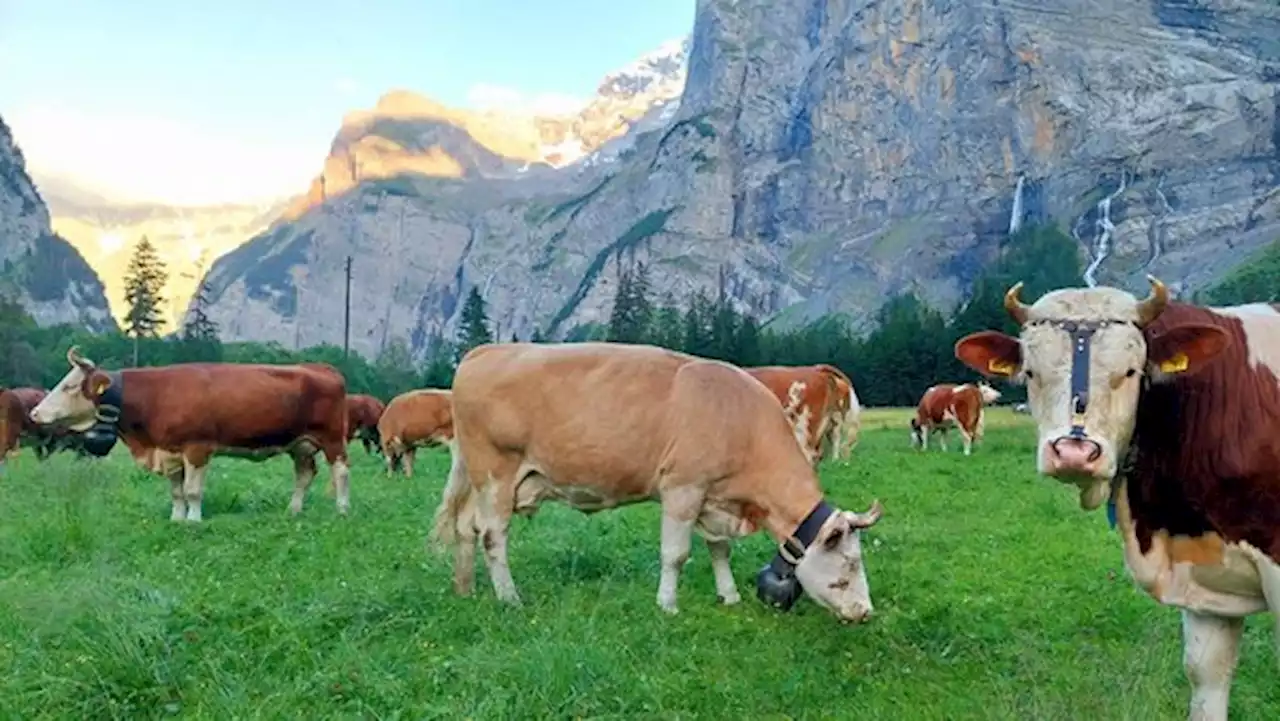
left=977, top=381, right=1001, bottom=404
left=30, top=348, right=107, bottom=432
left=795, top=502, right=883, bottom=622
left=954, top=278, right=1230, bottom=510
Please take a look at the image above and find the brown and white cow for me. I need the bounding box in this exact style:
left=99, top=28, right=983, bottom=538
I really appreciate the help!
left=5, top=387, right=83, bottom=460
left=430, top=342, right=884, bottom=622
left=30, top=347, right=351, bottom=522
left=377, top=388, right=453, bottom=478
left=909, top=381, right=1001, bottom=456
left=745, top=364, right=858, bottom=465
left=955, top=276, right=1280, bottom=721
left=346, top=393, right=386, bottom=455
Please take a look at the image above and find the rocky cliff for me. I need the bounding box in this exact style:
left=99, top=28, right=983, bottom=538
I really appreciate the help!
left=37, top=172, right=289, bottom=330
left=201, top=0, right=1280, bottom=361
left=0, top=116, right=115, bottom=331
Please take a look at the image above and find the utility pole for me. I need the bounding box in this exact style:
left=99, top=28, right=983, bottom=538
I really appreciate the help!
left=343, top=255, right=353, bottom=361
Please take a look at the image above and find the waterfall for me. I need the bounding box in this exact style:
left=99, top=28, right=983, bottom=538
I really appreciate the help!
left=1009, top=174, right=1026, bottom=236
left=1082, top=171, right=1129, bottom=288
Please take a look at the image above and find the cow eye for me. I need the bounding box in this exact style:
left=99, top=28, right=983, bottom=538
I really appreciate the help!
left=824, top=527, right=846, bottom=551
left=1125, top=368, right=1137, bottom=378
left=1024, top=369, right=1035, bottom=380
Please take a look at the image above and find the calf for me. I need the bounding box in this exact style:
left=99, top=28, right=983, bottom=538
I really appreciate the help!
left=745, top=364, right=853, bottom=465
left=30, top=347, right=351, bottom=522
left=378, top=388, right=453, bottom=478
left=909, top=381, right=1001, bottom=456
left=346, top=393, right=385, bottom=455
left=956, top=276, right=1280, bottom=721
left=430, top=342, right=884, bottom=622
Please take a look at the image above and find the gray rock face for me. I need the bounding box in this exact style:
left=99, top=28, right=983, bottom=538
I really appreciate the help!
left=201, top=0, right=1280, bottom=361
left=0, top=116, right=115, bottom=332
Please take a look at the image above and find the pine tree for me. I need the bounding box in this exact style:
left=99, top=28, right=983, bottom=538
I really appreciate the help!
left=122, top=235, right=169, bottom=365
left=455, top=286, right=493, bottom=363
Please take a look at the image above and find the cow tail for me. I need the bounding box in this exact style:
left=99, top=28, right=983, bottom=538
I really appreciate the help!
left=429, top=438, right=471, bottom=551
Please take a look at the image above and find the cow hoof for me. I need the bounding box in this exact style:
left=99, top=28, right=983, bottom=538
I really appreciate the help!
left=718, top=592, right=742, bottom=606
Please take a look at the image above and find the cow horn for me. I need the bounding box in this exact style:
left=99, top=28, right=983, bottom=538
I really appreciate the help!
left=66, top=345, right=95, bottom=370
left=850, top=499, right=883, bottom=529
left=1135, top=275, right=1169, bottom=327
left=1004, top=282, right=1030, bottom=325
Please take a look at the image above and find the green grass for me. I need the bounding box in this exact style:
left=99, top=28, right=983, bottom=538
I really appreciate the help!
left=0, top=409, right=1276, bottom=719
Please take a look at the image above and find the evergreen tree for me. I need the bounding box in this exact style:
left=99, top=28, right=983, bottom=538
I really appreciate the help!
left=607, top=262, right=654, bottom=344
left=650, top=295, right=684, bottom=352
left=733, top=313, right=762, bottom=367
left=455, top=286, right=493, bottom=363
left=122, top=235, right=169, bottom=366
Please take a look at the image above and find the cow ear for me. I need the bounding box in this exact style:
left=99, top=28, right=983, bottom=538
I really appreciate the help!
left=91, top=374, right=111, bottom=398
left=955, top=331, right=1023, bottom=380
left=1146, top=324, right=1231, bottom=379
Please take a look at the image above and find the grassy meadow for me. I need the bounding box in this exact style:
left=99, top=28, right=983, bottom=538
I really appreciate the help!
left=0, top=407, right=1276, bottom=719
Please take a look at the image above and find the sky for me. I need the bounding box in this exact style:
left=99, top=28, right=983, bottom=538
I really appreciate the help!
left=0, top=0, right=695, bottom=206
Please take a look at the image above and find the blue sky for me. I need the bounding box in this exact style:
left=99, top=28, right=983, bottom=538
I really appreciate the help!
left=0, top=0, right=695, bottom=205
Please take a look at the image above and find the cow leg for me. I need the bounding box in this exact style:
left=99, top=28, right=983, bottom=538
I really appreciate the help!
left=165, top=463, right=187, bottom=521
left=290, top=452, right=317, bottom=515
left=960, top=429, right=973, bottom=456
left=656, top=486, right=706, bottom=614
left=705, top=539, right=741, bottom=605
left=477, top=480, right=521, bottom=605
left=938, top=429, right=948, bottom=452
left=403, top=448, right=416, bottom=479
left=1182, top=609, right=1243, bottom=721
left=181, top=456, right=210, bottom=523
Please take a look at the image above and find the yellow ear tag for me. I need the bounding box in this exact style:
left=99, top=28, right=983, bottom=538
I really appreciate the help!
left=93, top=378, right=111, bottom=396
left=1158, top=352, right=1189, bottom=374
left=987, top=359, right=1016, bottom=376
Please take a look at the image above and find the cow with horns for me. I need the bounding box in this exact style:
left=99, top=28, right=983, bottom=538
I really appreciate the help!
left=29, top=347, right=352, bottom=522
left=955, top=276, right=1280, bottom=721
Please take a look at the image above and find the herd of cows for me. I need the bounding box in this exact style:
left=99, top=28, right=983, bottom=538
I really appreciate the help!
left=1, top=275, right=1278, bottom=720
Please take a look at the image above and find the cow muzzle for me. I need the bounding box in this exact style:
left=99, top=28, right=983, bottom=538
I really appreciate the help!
left=755, top=565, right=803, bottom=611
left=1043, top=435, right=1104, bottom=477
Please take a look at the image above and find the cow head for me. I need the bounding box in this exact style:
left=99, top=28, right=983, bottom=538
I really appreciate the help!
left=756, top=500, right=883, bottom=623
left=30, top=347, right=113, bottom=432
left=976, top=381, right=1001, bottom=404
left=954, top=277, right=1230, bottom=509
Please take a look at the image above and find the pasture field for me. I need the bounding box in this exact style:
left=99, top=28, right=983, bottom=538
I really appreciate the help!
left=0, top=407, right=1275, bottom=719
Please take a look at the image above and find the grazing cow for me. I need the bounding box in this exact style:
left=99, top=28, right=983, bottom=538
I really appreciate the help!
left=346, top=393, right=386, bottom=454
left=430, top=342, right=884, bottom=622
left=378, top=388, right=453, bottom=478
left=745, top=364, right=854, bottom=465
left=909, top=381, right=1001, bottom=456
left=30, top=347, right=351, bottom=522
left=6, top=387, right=74, bottom=459
left=955, top=276, right=1280, bottom=721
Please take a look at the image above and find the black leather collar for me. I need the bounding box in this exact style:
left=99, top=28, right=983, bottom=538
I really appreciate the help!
left=765, top=500, right=835, bottom=578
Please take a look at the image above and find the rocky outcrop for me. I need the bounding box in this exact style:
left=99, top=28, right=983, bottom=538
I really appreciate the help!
left=37, top=172, right=289, bottom=330
left=0, top=116, right=114, bottom=331
left=201, top=0, right=1280, bottom=361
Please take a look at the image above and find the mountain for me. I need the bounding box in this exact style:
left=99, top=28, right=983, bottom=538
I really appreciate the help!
left=35, top=173, right=291, bottom=330
left=199, top=1, right=1280, bottom=361
left=0, top=115, right=115, bottom=331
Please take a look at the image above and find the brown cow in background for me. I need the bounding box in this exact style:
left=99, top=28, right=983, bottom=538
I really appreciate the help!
left=910, top=381, right=1001, bottom=456
left=0, top=389, right=23, bottom=464
left=346, top=393, right=386, bottom=454
left=745, top=364, right=852, bottom=466
left=378, top=389, right=454, bottom=478
left=30, top=347, right=352, bottom=522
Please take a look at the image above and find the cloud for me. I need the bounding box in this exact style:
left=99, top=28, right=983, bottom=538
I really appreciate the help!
left=7, top=104, right=320, bottom=206
left=465, top=83, right=586, bottom=117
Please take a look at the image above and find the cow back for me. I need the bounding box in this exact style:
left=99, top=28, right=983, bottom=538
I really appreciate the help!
left=379, top=389, right=454, bottom=444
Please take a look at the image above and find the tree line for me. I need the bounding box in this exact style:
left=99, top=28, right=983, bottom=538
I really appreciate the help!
left=0, top=224, right=1104, bottom=407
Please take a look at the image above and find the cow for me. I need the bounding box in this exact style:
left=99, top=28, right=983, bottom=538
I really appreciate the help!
left=429, top=342, right=884, bottom=622
left=29, top=346, right=352, bottom=522
left=744, top=364, right=855, bottom=466
left=909, top=381, right=1001, bottom=456
left=377, top=388, right=453, bottom=478
left=346, top=393, right=385, bottom=455
left=4, top=387, right=78, bottom=459
left=954, top=275, right=1280, bottom=721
